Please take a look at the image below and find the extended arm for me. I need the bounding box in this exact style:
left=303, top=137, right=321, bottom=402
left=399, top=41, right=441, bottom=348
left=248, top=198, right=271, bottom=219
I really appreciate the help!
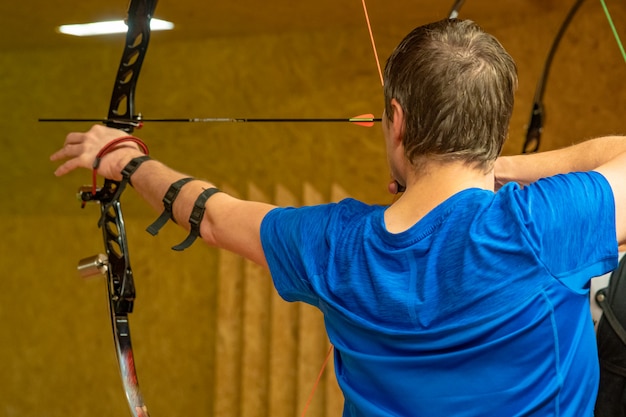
left=495, top=135, right=626, bottom=245
left=51, top=125, right=274, bottom=267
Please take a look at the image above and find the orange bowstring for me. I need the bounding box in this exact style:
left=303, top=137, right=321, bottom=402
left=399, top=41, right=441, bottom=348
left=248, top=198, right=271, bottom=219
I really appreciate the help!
left=361, top=0, right=384, bottom=86
left=300, top=344, right=335, bottom=417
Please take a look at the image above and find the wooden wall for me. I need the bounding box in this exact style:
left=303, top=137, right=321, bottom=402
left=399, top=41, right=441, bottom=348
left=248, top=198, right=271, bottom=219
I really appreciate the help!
left=1, top=1, right=626, bottom=415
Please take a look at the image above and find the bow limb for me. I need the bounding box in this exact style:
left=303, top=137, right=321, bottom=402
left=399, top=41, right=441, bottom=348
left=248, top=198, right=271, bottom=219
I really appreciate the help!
left=82, top=0, right=157, bottom=415
left=521, top=0, right=585, bottom=154
left=522, top=0, right=626, bottom=154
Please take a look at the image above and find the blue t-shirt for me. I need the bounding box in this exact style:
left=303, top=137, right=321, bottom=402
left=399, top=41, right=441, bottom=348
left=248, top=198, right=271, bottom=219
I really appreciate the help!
left=260, top=171, right=618, bottom=416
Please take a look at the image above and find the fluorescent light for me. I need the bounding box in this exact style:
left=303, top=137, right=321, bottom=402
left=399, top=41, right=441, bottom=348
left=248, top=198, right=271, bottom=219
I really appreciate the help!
left=58, top=19, right=174, bottom=37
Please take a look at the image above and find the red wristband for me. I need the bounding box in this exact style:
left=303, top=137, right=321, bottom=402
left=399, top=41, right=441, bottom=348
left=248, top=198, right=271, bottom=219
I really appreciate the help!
left=91, top=135, right=149, bottom=195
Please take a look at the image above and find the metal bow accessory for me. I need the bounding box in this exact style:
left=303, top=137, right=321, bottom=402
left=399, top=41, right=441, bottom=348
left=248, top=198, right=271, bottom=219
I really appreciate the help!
left=76, top=0, right=157, bottom=416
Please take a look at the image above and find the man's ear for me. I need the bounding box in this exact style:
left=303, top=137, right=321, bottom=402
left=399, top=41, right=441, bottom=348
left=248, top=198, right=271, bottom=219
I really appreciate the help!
left=389, top=98, right=405, bottom=145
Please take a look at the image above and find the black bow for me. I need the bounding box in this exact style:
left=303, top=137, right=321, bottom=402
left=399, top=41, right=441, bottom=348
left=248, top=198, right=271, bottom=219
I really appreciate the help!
left=77, top=1, right=157, bottom=415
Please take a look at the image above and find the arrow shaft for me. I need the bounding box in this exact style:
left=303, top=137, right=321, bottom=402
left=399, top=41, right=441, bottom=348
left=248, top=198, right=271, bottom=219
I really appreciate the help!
left=39, top=117, right=381, bottom=122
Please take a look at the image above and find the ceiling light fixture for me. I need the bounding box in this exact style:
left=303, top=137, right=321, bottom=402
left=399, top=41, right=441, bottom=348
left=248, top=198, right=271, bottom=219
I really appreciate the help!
left=57, top=19, right=174, bottom=37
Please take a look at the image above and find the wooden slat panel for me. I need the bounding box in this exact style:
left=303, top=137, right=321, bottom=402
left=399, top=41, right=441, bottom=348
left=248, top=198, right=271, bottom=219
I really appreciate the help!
left=240, top=183, right=273, bottom=417
left=267, top=185, right=300, bottom=417
left=213, top=182, right=348, bottom=417
left=330, top=183, right=350, bottom=203
left=213, top=184, right=245, bottom=417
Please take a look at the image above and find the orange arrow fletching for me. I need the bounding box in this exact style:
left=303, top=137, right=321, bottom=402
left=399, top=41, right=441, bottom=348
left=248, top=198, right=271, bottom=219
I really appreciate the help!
left=349, top=114, right=377, bottom=127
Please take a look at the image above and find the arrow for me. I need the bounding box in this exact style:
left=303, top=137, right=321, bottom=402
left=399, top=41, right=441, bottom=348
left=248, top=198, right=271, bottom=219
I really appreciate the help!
left=39, top=113, right=381, bottom=128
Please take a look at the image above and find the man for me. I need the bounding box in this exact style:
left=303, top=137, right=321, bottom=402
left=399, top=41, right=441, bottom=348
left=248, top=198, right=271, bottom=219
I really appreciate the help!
left=51, top=19, right=626, bottom=416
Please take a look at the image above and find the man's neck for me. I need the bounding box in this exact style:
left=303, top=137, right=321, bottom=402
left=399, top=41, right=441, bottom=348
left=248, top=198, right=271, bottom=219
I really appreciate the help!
left=384, top=161, right=494, bottom=234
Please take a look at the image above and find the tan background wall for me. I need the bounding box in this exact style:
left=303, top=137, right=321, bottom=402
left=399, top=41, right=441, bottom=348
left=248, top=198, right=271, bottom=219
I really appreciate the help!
left=1, top=1, right=626, bottom=416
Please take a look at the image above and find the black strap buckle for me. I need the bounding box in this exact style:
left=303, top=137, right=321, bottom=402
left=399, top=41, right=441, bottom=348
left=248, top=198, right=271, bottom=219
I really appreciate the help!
left=171, top=187, right=221, bottom=251
left=146, top=177, right=194, bottom=235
